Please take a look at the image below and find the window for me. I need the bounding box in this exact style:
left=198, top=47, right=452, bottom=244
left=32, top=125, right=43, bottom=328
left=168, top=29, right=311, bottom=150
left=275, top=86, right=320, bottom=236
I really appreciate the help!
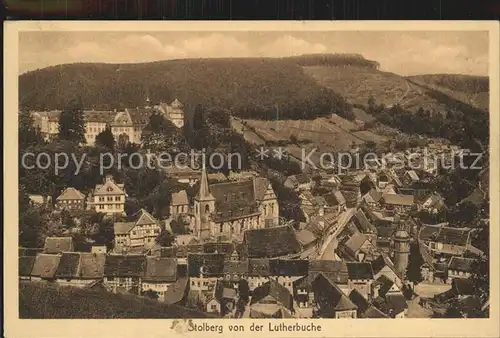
left=211, top=304, right=217, bottom=311
left=99, top=197, right=104, bottom=202
left=115, top=196, right=121, bottom=201
left=107, top=197, right=113, bottom=202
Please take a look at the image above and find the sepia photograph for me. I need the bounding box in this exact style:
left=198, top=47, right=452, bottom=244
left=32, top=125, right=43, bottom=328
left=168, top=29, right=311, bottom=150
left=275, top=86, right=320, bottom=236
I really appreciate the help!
left=4, top=21, right=499, bottom=337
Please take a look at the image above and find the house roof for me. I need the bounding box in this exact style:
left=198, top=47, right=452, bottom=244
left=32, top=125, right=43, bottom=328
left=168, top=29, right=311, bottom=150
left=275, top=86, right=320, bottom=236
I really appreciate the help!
left=248, top=258, right=271, bottom=277
left=79, top=253, right=106, bottom=279
left=353, top=209, right=376, bottom=234
left=19, top=247, right=44, bottom=257
left=56, top=187, right=85, bottom=201
left=149, top=246, right=177, bottom=258
left=269, top=259, right=309, bottom=277
left=187, top=253, right=225, bottom=277
left=244, top=225, right=301, bottom=258
left=104, top=255, right=146, bottom=277
left=55, top=252, right=81, bottom=278
left=114, top=222, right=135, bottom=235
left=380, top=194, right=414, bottom=206
left=308, top=260, right=348, bottom=284
left=250, top=279, right=294, bottom=311
left=373, top=274, right=395, bottom=297
left=171, top=190, right=189, bottom=206
left=164, top=276, right=189, bottom=305
left=144, top=257, right=177, bottom=282
left=346, top=262, right=374, bottom=280
left=419, top=225, right=471, bottom=246
left=19, top=256, right=36, bottom=276
left=448, top=257, right=475, bottom=273
left=363, top=189, right=383, bottom=204
left=44, top=237, right=74, bottom=254
left=203, top=242, right=235, bottom=256
left=296, top=229, right=317, bottom=246
left=385, top=293, right=408, bottom=315
left=311, top=273, right=357, bottom=311
left=94, top=177, right=125, bottom=196
left=348, top=289, right=369, bottom=314
left=30, top=254, right=61, bottom=278
left=130, top=208, right=158, bottom=226
left=343, top=233, right=370, bottom=256
left=362, top=305, right=389, bottom=318
left=223, top=260, right=249, bottom=275
left=406, top=170, right=420, bottom=182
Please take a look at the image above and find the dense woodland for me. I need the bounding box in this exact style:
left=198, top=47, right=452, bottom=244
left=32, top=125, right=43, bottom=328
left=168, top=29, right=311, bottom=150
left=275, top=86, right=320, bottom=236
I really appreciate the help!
left=19, top=57, right=353, bottom=121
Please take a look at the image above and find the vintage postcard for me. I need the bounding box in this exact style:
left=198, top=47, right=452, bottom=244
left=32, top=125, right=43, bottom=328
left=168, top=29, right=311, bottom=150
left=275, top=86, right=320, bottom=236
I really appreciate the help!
left=4, top=21, right=499, bottom=337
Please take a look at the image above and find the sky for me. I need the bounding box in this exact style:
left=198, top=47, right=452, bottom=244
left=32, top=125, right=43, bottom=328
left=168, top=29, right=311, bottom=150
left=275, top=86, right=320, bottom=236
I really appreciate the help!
left=18, top=31, right=489, bottom=76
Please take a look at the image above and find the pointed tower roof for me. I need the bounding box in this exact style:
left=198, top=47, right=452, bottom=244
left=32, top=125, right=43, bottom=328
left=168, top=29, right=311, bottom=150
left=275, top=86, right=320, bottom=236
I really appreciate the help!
left=196, top=168, right=214, bottom=201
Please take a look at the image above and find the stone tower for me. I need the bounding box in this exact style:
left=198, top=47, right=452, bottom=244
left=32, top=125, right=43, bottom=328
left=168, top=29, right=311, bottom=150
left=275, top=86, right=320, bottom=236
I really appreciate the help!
left=393, top=222, right=411, bottom=279
left=194, top=168, right=215, bottom=240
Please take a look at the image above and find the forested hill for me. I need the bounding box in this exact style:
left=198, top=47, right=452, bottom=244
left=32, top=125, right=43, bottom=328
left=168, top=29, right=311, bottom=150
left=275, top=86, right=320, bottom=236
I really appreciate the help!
left=407, top=74, right=489, bottom=112
left=19, top=56, right=355, bottom=121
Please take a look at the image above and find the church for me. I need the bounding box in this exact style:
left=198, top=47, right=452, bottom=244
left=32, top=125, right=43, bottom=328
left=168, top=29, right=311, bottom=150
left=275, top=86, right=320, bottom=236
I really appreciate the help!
left=193, top=169, right=280, bottom=241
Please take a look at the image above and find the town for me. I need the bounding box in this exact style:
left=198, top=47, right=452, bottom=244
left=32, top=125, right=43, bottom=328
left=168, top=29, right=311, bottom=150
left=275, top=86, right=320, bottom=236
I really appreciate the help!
left=18, top=91, right=489, bottom=319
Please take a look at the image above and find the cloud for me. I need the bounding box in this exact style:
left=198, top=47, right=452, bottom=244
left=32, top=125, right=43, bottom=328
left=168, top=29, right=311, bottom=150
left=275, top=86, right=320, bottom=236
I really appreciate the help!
left=259, top=35, right=327, bottom=57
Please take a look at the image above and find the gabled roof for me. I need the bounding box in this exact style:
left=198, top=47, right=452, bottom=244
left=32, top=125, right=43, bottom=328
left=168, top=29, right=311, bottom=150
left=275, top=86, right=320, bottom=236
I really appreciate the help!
left=385, top=293, right=408, bottom=315
left=348, top=289, right=369, bottom=314
left=56, top=187, right=86, bottom=201
left=250, top=279, right=294, bottom=311
left=114, top=222, right=135, bottom=235
left=308, top=260, right=348, bottom=284
left=171, top=190, right=189, bottom=206
left=55, top=252, right=80, bottom=278
left=244, top=226, right=301, bottom=258
left=362, top=189, right=383, bottom=204
left=311, top=273, right=357, bottom=311
left=373, top=274, right=396, bottom=297
left=31, top=254, right=61, bottom=278
left=94, top=177, right=125, bottom=196
left=353, top=209, right=376, bottom=233
left=104, top=255, right=146, bottom=277
left=44, top=237, right=74, bottom=254
left=144, top=257, right=177, bottom=282
left=343, top=233, right=370, bottom=256
left=419, top=225, right=471, bottom=246
left=346, top=262, right=374, bottom=280
left=296, top=229, right=317, bottom=246
left=131, top=208, right=158, bottom=226
left=362, top=305, right=389, bottom=318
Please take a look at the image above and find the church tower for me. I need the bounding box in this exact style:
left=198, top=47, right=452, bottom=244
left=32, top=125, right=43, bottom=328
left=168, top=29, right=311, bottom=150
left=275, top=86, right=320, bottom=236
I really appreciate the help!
left=194, top=168, right=215, bottom=240
left=393, top=221, right=411, bottom=279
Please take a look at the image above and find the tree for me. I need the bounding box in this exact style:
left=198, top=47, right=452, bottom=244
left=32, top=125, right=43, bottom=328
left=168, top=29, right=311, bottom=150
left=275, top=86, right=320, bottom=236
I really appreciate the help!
left=141, top=113, right=180, bottom=152
left=144, top=289, right=159, bottom=300
left=406, top=243, right=424, bottom=284
left=95, top=125, right=115, bottom=151
left=58, top=98, right=86, bottom=144
left=156, top=228, right=176, bottom=247
left=19, top=111, right=44, bottom=150
left=238, top=279, right=250, bottom=304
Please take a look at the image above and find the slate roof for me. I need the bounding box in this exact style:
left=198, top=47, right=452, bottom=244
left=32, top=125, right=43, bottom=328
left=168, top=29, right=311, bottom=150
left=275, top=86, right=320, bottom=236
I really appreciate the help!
left=31, top=254, right=61, bottom=279
left=83, top=110, right=117, bottom=123
left=349, top=289, right=369, bottom=314
left=371, top=254, right=396, bottom=276
left=244, top=225, right=301, bottom=258
left=248, top=258, right=271, bottom=277
left=448, top=257, right=475, bottom=273
left=419, top=225, right=471, bottom=246
left=44, top=237, right=74, bottom=254
left=346, top=262, right=374, bottom=280
left=187, top=253, right=225, bottom=277
left=223, top=260, right=249, bottom=275
left=104, top=255, right=146, bottom=277
left=56, top=187, right=85, bottom=201
left=373, top=274, right=396, bottom=297
left=353, top=209, right=376, bottom=233
left=19, top=256, right=36, bottom=277
left=171, top=190, right=189, bottom=206
left=144, top=257, right=177, bottom=282
left=55, top=252, right=81, bottom=279
left=380, top=194, right=414, bottom=206
left=210, top=180, right=258, bottom=219
left=312, top=273, right=357, bottom=311
left=385, top=293, right=408, bottom=315
left=269, top=259, right=309, bottom=277
left=250, top=279, right=294, bottom=311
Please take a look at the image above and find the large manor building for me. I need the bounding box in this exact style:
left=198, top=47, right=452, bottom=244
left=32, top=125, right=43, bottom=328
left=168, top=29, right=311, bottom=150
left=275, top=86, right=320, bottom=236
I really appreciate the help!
left=193, top=169, right=280, bottom=241
left=31, top=98, right=185, bottom=145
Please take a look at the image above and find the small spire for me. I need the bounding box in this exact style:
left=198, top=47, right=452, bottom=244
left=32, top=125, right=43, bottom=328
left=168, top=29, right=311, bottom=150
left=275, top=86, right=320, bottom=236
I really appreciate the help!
left=196, top=167, right=214, bottom=201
